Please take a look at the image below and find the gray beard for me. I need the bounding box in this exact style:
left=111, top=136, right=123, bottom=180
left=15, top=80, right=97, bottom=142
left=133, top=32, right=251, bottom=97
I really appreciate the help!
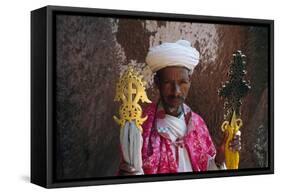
left=165, top=104, right=183, bottom=117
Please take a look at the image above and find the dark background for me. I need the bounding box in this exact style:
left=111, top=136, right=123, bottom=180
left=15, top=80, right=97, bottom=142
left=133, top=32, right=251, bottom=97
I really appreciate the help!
left=55, top=15, right=269, bottom=180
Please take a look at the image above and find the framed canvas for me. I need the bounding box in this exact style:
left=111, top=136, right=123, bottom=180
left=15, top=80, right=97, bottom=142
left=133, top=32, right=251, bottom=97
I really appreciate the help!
left=31, top=5, right=274, bottom=188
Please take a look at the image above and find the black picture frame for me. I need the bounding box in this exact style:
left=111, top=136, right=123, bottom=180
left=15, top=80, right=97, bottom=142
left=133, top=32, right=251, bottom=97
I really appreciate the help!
left=31, top=5, right=274, bottom=188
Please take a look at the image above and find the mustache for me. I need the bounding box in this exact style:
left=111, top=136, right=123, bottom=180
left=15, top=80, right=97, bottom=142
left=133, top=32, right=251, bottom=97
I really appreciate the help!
left=167, top=95, right=185, bottom=101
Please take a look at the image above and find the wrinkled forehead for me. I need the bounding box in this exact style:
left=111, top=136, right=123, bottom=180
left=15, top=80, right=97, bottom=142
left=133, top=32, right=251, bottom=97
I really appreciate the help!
left=156, top=66, right=191, bottom=80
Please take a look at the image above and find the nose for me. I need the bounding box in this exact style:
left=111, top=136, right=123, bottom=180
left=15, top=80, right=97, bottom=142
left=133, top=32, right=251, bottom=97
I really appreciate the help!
left=172, top=82, right=181, bottom=96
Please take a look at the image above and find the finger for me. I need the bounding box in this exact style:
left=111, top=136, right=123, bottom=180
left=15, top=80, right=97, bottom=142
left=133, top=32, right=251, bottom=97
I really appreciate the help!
left=229, top=142, right=242, bottom=151
left=231, top=136, right=241, bottom=147
left=120, top=169, right=139, bottom=176
left=233, top=134, right=240, bottom=139
left=235, top=130, right=241, bottom=136
left=233, top=134, right=241, bottom=141
left=123, top=171, right=140, bottom=176
left=120, top=162, right=137, bottom=172
left=229, top=141, right=240, bottom=147
left=231, top=138, right=241, bottom=145
left=229, top=146, right=240, bottom=152
left=229, top=140, right=241, bottom=149
left=232, top=145, right=242, bottom=151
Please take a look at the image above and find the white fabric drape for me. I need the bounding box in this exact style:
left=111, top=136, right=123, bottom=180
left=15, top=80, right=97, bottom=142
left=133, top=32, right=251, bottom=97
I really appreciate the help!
left=157, top=113, right=193, bottom=172
left=157, top=113, right=225, bottom=172
left=120, top=121, right=144, bottom=174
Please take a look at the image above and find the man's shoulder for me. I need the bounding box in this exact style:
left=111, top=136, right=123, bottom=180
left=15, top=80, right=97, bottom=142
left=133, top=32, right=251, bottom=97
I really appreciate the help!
left=142, top=102, right=157, bottom=116
left=183, top=103, right=206, bottom=126
left=141, top=103, right=158, bottom=137
left=191, top=111, right=204, bottom=120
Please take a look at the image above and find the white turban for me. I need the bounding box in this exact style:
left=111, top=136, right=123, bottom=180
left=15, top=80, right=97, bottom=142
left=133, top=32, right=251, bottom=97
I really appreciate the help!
left=145, top=40, right=200, bottom=73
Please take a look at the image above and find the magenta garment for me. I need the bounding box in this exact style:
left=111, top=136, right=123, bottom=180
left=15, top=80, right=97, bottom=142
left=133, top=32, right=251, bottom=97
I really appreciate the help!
left=141, top=103, right=216, bottom=174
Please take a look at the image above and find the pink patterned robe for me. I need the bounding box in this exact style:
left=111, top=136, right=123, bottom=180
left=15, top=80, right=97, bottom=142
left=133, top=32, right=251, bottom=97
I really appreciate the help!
left=141, top=103, right=216, bottom=174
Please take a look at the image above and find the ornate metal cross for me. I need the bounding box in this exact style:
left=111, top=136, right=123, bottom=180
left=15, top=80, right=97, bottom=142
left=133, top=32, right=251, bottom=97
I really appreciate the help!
left=218, top=50, right=251, bottom=121
left=218, top=50, right=251, bottom=169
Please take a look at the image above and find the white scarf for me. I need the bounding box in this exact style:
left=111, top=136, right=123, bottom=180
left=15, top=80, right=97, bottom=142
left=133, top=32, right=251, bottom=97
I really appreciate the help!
left=120, top=121, right=144, bottom=174
left=157, top=114, right=193, bottom=172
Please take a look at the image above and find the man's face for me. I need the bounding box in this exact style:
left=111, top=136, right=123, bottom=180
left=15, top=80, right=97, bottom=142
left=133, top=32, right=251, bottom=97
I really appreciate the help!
left=156, top=66, right=191, bottom=115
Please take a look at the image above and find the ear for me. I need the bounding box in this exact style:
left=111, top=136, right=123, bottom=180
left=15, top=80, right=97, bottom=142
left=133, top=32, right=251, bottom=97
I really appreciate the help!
left=154, top=74, right=160, bottom=88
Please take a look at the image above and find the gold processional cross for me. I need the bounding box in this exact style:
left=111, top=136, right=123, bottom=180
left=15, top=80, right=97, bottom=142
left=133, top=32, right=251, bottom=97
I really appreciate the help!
left=218, top=50, right=251, bottom=169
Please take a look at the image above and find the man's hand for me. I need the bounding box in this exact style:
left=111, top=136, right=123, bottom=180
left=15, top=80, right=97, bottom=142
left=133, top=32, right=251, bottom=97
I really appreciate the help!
left=119, top=160, right=141, bottom=176
left=215, top=131, right=242, bottom=165
left=229, top=131, right=242, bottom=152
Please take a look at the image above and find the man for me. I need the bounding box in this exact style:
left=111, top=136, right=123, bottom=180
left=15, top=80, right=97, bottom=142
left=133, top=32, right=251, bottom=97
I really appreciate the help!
left=119, top=40, right=241, bottom=175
